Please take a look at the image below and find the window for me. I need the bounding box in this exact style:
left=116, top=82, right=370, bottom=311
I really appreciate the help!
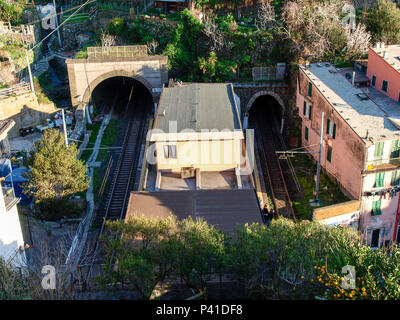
left=163, top=145, right=177, bottom=158
left=398, top=91, right=400, bottom=103
left=303, top=102, right=312, bottom=120
left=326, top=119, right=336, bottom=139
left=391, top=140, right=400, bottom=159
left=392, top=170, right=400, bottom=186
left=371, top=228, right=381, bottom=248
left=305, top=126, right=309, bottom=141
left=308, top=82, right=312, bottom=97
left=372, top=75, right=376, bottom=87
left=374, top=142, right=384, bottom=159
left=375, top=172, right=385, bottom=188
left=382, top=80, right=389, bottom=92
left=327, top=146, right=332, bottom=162
left=371, top=200, right=382, bottom=216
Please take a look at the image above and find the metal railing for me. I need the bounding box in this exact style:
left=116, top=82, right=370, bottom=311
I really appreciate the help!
left=252, top=67, right=277, bottom=81
left=0, top=82, right=31, bottom=99
left=87, top=45, right=147, bottom=59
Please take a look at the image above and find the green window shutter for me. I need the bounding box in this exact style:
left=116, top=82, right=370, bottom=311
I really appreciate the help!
left=382, top=80, right=388, bottom=92
left=374, top=142, right=384, bottom=158
left=332, top=123, right=336, bottom=139
left=308, top=82, right=312, bottom=97
left=327, top=146, right=332, bottom=162
left=305, top=126, right=309, bottom=141
left=392, top=170, right=400, bottom=186
left=372, top=75, right=376, bottom=86
left=309, top=106, right=312, bottom=120
left=303, top=101, right=306, bottom=115
left=391, top=140, right=399, bottom=159
left=375, top=172, right=385, bottom=188
left=372, top=200, right=382, bottom=216
left=326, top=119, right=330, bottom=134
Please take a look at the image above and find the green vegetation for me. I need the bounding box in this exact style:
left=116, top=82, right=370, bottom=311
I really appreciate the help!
left=98, top=215, right=400, bottom=300
left=291, top=154, right=348, bottom=220
left=24, top=129, right=90, bottom=220
left=61, top=12, right=90, bottom=23
left=0, top=0, right=24, bottom=25
left=109, top=17, right=126, bottom=35
left=367, top=0, right=400, bottom=44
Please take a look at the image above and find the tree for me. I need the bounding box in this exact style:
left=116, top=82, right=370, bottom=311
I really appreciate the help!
left=0, top=0, right=23, bottom=26
left=24, top=129, right=89, bottom=204
left=344, top=23, right=371, bottom=60
left=367, top=0, right=400, bottom=44
left=203, top=14, right=226, bottom=52
left=163, top=9, right=204, bottom=80
left=108, top=17, right=126, bottom=36
left=98, top=216, right=180, bottom=300
left=255, top=0, right=277, bottom=31
left=100, top=31, right=116, bottom=48
left=175, top=217, right=225, bottom=293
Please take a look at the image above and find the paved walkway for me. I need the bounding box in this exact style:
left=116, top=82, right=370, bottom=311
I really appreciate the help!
left=65, top=112, right=112, bottom=265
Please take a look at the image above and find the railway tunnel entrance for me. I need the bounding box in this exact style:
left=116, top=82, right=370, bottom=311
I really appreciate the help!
left=248, top=94, right=296, bottom=220
left=87, top=76, right=155, bottom=227
left=90, top=76, right=154, bottom=116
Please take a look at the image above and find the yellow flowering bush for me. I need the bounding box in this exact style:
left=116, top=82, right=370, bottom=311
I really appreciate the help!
left=312, top=265, right=370, bottom=300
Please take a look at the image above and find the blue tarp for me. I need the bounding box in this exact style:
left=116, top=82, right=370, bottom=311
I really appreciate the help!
left=4, top=167, right=31, bottom=205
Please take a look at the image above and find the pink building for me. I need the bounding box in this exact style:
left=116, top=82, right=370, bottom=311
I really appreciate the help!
left=297, top=63, right=400, bottom=248
left=366, top=44, right=400, bottom=103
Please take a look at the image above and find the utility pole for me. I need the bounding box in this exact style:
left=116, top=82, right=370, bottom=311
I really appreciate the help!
left=275, top=112, right=325, bottom=206
left=62, top=108, right=68, bottom=145
left=53, top=0, right=63, bottom=48
left=25, top=51, right=35, bottom=94
left=314, top=112, right=324, bottom=204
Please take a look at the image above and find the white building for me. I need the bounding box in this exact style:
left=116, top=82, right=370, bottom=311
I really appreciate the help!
left=0, top=120, right=26, bottom=267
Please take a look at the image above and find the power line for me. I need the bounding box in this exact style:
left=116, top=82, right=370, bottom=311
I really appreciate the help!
left=28, top=0, right=96, bottom=53
left=25, top=0, right=97, bottom=27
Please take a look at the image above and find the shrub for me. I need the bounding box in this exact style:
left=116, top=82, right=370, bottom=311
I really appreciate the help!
left=109, top=17, right=126, bottom=35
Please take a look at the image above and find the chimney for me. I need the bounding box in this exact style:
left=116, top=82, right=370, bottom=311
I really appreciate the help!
left=352, top=71, right=356, bottom=86
left=383, top=51, right=388, bottom=59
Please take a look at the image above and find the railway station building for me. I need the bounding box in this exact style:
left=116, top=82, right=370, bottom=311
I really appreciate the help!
left=125, top=83, right=263, bottom=231
left=149, top=83, right=252, bottom=190
left=297, top=62, right=400, bottom=248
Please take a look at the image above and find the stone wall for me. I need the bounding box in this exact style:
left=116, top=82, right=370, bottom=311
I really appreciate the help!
left=0, top=92, right=56, bottom=138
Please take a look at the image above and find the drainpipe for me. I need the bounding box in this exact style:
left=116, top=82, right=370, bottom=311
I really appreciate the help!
left=392, top=187, right=400, bottom=242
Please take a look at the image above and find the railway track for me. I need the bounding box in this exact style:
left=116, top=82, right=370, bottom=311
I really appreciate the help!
left=254, top=115, right=296, bottom=220
left=93, top=96, right=146, bottom=226
left=84, top=89, right=148, bottom=283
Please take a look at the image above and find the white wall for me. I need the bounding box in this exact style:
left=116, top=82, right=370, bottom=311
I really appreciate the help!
left=0, top=187, right=26, bottom=267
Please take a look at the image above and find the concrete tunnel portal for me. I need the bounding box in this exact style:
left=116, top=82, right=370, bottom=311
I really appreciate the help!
left=90, top=76, right=154, bottom=116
